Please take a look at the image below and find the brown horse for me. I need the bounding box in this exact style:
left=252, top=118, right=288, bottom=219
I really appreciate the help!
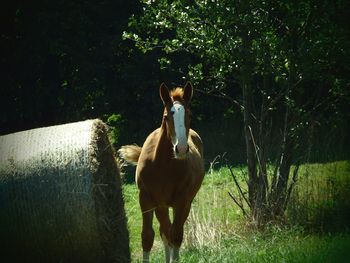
left=119, top=82, right=204, bottom=262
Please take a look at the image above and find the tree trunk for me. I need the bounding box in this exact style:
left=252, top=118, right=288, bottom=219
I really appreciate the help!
left=269, top=44, right=297, bottom=219
left=236, top=2, right=300, bottom=226
left=240, top=27, right=264, bottom=224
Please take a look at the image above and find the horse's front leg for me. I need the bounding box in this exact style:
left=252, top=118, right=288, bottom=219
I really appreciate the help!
left=155, top=207, right=172, bottom=263
left=169, top=202, right=191, bottom=262
left=139, top=190, right=155, bottom=262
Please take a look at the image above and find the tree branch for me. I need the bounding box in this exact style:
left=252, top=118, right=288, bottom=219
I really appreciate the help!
left=283, top=164, right=300, bottom=211
left=228, top=166, right=251, bottom=209
left=228, top=191, right=247, bottom=216
left=195, top=88, right=244, bottom=111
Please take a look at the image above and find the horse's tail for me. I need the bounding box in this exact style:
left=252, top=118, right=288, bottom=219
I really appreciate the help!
left=118, top=144, right=142, bottom=166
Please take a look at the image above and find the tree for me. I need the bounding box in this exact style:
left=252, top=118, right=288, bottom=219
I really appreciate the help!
left=124, top=0, right=350, bottom=226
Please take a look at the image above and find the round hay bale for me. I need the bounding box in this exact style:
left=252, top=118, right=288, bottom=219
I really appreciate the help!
left=0, top=119, right=130, bottom=262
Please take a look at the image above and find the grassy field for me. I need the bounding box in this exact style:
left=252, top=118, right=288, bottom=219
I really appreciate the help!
left=122, top=161, right=350, bottom=262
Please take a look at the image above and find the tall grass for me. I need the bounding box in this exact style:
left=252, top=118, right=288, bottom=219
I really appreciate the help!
left=183, top=171, right=243, bottom=249
left=122, top=161, right=350, bottom=262
left=288, top=161, right=350, bottom=232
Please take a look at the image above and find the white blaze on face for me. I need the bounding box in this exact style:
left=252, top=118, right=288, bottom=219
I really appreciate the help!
left=171, top=102, right=188, bottom=158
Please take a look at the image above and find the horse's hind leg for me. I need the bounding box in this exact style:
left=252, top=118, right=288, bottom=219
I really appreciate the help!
left=140, top=191, right=155, bottom=262
left=155, top=207, right=172, bottom=263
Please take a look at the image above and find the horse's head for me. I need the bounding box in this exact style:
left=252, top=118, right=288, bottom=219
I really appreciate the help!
left=160, top=82, right=193, bottom=160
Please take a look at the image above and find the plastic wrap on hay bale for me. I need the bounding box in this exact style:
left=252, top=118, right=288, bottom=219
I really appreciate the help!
left=0, top=119, right=130, bottom=262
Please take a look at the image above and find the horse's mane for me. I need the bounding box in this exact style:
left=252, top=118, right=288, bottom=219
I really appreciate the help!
left=170, top=88, right=184, bottom=103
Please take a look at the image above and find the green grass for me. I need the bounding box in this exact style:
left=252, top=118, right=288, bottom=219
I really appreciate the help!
left=288, top=161, right=350, bottom=231
left=122, top=161, right=350, bottom=262
left=176, top=231, right=350, bottom=263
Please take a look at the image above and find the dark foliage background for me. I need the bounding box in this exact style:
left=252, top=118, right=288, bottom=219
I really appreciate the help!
left=1, top=0, right=349, bottom=166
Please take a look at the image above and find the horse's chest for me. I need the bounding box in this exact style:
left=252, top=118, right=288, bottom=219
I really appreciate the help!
left=138, top=165, right=191, bottom=206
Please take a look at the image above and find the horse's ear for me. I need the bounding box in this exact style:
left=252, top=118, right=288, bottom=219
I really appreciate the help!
left=183, top=82, right=193, bottom=104
left=160, top=83, right=172, bottom=105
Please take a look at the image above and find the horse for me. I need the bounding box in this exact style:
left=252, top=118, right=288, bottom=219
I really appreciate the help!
left=119, top=82, right=204, bottom=262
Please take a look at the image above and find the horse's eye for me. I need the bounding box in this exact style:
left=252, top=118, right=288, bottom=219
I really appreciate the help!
left=170, top=110, right=175, bottom=115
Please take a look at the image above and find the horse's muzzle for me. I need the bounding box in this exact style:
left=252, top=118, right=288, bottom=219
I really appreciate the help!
left=174, top=144, right=189, bottom=159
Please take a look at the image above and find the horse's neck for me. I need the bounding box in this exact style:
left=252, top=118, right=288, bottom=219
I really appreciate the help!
left=154, top=122, right=173, bottom=162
